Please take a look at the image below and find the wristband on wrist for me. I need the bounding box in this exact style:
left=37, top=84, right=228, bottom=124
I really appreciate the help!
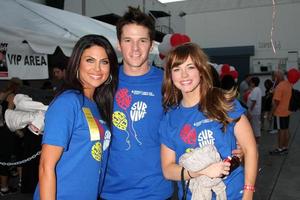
left=244, top=185, right=255, bottom=192
left=187, top=170, right=194, bottom=179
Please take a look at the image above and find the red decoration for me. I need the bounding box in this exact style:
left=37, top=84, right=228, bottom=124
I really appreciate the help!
left=287, top=68, right=300, bottom=84
left=180, top=124, right=196, bottom=145
left=170, top=33, right=182, bottom=47
left=221, top=64, right=230, bottom=74
left=181, top=34, right=191, bottom=43
left=116, top=88, right=132, bottom=110
left=158, top=33, right=191, bottom=60
left=230, top=70, right=238, bottom=79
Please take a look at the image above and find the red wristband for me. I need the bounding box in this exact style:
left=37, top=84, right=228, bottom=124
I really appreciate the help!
left=244, top=185, right=255, bottom=192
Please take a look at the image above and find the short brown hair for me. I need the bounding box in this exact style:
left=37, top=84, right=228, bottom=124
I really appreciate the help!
left=116, top=6, right=155, bottom=41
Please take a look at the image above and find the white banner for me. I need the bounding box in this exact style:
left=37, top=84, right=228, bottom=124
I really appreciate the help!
left=0, top=42, right=49, bottom=80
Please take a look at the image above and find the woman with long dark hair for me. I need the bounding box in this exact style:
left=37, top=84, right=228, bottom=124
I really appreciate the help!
left=33, top=34, right=118, bottom=200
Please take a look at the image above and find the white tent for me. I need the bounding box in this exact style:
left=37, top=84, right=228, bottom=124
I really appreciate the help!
left=0, top=0, right=119, bottom=79
left=0, top=0, right=160, bottom=79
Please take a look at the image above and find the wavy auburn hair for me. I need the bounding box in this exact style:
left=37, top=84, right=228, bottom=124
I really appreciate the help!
left=162, top=43, right=237, bottom=130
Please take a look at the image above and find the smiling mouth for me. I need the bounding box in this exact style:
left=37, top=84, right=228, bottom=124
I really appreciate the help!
left=131, top=52, right=141, bottom=57
left=180, top=80, right=192, bottom=85
left=89, top=75, right=103, bottom=80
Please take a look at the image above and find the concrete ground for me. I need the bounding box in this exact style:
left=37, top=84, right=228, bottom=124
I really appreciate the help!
left=1, top=111, right=300, bottom=200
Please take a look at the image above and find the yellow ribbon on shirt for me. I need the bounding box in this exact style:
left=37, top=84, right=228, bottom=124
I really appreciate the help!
left=82, top=107, right=100, bottom=141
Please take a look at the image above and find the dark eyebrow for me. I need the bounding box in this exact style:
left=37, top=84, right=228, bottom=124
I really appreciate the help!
left=100, top=58, right=109, bottom=61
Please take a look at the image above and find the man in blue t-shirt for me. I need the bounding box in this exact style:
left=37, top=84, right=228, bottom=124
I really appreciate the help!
left=100, top=7, right=173, bottom=200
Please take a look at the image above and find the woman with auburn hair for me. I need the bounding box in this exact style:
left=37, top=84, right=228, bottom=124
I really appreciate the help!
left=160, top=42, right=258, bottom=200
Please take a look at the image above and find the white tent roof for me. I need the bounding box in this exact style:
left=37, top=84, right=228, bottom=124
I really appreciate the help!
left=0, top=0, right=118, bottom=56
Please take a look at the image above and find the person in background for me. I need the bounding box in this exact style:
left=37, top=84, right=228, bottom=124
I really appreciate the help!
left=0, top=78, right=22, bottom=196
left=246, top=76, right=262, bottom=145
left=220, top=74, right=237, bottom=91
left=52, top=64, right=65, bottom=81
left=262, top=79, right=274, bottom=131
left=269, top=70, right=292, bottom=155
left=160, top=43, right=258, bottom=200
left=52, top=59, right=68, bottom=93
left=33, top=34, right=118, bottom=200
left=210, top=65, right=221, bottom=88
left=220, top=74, right=248, bottom=110
left=239, top=74, right=251, bottom=104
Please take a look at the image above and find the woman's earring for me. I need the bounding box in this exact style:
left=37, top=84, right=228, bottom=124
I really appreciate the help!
left=76, top=70, right=79, bottom=79
left=105, top=74, right=112, bottom=85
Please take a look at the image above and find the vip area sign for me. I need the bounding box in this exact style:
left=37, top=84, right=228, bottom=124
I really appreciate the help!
left=0, top=42, right=49, bottom=80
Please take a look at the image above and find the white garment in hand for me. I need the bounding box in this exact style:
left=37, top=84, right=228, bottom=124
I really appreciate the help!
left=4, top=94, right=48, bottom=135
left=179, top=144, right=227, bottom=200
left=14, top=94, right=48, bottom=111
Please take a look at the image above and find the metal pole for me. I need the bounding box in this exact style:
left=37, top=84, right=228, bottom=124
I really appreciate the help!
left=82, top=0, right=86, bottom=16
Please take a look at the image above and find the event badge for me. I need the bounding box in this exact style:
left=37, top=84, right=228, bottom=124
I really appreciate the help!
left=82, top=107, right=100, bottom=141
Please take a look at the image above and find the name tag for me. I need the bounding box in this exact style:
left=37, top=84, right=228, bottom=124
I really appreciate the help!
left=82, top=107, right=100, bottom=141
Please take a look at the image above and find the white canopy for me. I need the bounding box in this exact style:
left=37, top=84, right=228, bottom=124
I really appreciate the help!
left=0, top=0, right=118, bottom=56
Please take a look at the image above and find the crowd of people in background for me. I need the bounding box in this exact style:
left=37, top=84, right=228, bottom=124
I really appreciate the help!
left=238, top=70, right=293, bottom=156
left=0, top=5, right=298, bottom=200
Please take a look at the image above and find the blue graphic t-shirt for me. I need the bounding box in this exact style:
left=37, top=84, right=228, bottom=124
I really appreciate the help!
left=101, top=66, right=173, bottom=200
left=33, top=90, right=111, bottom=200
left=160, top=100, right=245, bottom=200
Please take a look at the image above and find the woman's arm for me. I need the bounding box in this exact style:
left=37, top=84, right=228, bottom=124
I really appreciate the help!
left=161, top=144, right=188, bottom=181
left=161, top=144, right=230, bottom=181
left=39, top=144, right=63, bottom=200
left=234, top=114, right=259, bottom=200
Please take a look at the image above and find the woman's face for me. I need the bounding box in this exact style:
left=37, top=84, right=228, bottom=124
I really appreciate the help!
left=171, top=56, right=201, bottom=96
left=79, top=45, right=110, bottom=96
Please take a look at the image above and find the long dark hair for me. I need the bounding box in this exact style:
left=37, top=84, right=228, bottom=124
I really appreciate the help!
left=163, top=43, right=237, bottom=130
left=61, top=34, right=119, bottom=130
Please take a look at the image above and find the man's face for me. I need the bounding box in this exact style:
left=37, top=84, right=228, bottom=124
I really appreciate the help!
left=53, top=68, right=65, bottom=80
left=118, top=24, right=153, bottom=75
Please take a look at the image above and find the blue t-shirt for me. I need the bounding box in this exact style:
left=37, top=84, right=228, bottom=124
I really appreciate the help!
left=101, top=66, right=173, bottom=200
left=160, top=100, right=245, bottom=200
left=34, top=90, right=111, bottom=200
